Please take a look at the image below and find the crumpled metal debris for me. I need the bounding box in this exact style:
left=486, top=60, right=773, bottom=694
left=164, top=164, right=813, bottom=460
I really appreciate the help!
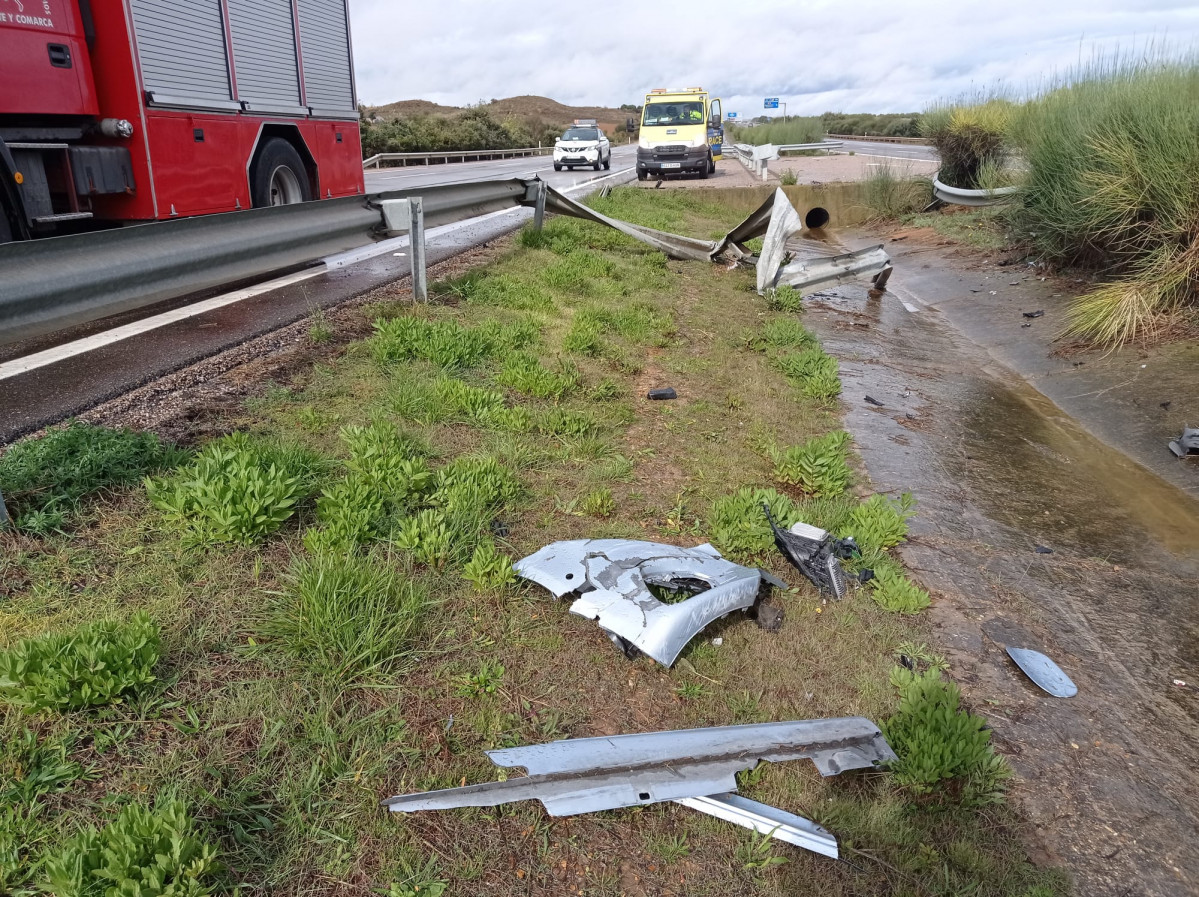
left=382, top=717, right=896, bottom=825
left=1169, top=427, right=1199, bottom=458
left=675, top=793, right=839, bottom=859
left=514, top=539, right=764, bottom=667
left=536, top=184, right=891, bottom=295
left=763, top=506, right=856, bottom=598
left=1006, top=646, right=1078, bottom=697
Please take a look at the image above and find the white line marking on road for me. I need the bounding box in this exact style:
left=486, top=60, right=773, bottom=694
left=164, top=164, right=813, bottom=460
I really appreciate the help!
left=0, top=166, right=637, bottom=381
left=0, top=268, right=325, bottom=381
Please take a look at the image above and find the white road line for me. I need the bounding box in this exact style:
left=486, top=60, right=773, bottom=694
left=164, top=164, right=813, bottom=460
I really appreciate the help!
left=0, top=166, right=636, bottom=381
left=0, top=268, right=326, bottom=380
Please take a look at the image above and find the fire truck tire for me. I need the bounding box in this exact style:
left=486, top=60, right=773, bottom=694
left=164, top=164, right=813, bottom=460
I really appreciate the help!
left=251, top=138, right=312, bottom=207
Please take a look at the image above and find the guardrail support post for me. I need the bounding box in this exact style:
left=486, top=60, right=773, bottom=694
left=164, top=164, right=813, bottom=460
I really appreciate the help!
left=409, top=197, right=427, bottom=303
left=533, top=180, right=547, bottom=231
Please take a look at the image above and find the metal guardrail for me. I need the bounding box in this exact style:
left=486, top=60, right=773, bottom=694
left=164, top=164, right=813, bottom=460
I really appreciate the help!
left=932, top=178, right=1019, bottom=207
left=363, top=147, right=553, bottom=169
left=826, top=134, right=931, bottom=145
left=728, top=142, right=843, bottom=181
left=0, top=179, right=534, bottom=345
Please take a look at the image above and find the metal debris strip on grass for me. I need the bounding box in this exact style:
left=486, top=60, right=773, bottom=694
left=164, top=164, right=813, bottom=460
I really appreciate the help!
left=383, top=718, right=898, bottom=858
left=513, top=539, right=768, bottom=667
left=539, top=185, right=891, bottom=295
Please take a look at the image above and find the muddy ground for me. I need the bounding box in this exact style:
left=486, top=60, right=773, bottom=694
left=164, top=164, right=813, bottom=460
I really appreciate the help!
left=803, top=225, right=1199, bottom=896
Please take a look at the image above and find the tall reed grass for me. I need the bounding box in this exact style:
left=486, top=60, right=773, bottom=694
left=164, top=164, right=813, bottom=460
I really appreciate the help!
left=1008, top=57, right=1199, bottom=344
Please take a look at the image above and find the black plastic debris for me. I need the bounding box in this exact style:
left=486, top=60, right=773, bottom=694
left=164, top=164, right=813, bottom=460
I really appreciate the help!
left=763, top=504, right=857, bottom=599
left=864, top=395, right=885, bottom=407
left=858, top=569, right=875, bottom=584
left=1160, top=401, right=1172, bottom=411
left=1035, top=545, right=1054, bottom=554
left=1169, top=427, right=1199, bottom=458
left=755, top=604, right=785, bottom=632
left=647, top=387, right=677, bottom=400
left=1022, top=310, right=1044, bottom=319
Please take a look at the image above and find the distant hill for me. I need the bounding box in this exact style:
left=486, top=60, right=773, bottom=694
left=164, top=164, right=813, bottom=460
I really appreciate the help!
left=365, top=95, right=637, bottom=138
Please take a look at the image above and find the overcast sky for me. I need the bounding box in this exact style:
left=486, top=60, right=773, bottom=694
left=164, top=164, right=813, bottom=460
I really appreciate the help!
left=347, top=0, right=1197, bottom=116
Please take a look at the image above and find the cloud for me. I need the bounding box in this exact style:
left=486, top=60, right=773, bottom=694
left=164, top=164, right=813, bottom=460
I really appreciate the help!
left=347, top=0, right=1198, bottom=114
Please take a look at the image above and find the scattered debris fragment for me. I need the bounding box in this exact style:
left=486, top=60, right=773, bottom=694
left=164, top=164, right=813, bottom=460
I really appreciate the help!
left=514, top=540, right=770, bottom=667
left=864, top=395, right=885, bottom=407
left=647, top=387, right=678, bottom=400
left=1168, top=428, right=1199, bottom=458
left=676, top=793, right=839, bottom=859
left=763, top=505, right=855, bottom=598
left=382, top=718, right=896, bottom=820
left=1022, top=310, right=1044, bottom=319
left=1160, top=401, right=1171, bottom=411
left=1035, top=545, right=1054, bottom=554
left=755, top=604, right=785, bottom=632
left=1006, top=646, right=1078, bottom=697
left=858, top=569, right=875, bottom=584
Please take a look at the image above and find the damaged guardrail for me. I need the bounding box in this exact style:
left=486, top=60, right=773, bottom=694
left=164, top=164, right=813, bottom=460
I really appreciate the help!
left=1, top=174, right=890, bottom=347
left=729, top=142, right=842, bottom=181
left=932, top=178, right=1019, bottom=207
left=383, top=718, right=896, bottom=858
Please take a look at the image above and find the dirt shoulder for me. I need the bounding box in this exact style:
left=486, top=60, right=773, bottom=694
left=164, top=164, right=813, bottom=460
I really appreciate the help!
left=802, top=224, right=1199, bottom=895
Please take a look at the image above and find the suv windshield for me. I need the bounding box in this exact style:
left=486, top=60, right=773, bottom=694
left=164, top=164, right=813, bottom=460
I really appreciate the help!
left=642, top=102, right=705, bottom=127
left=562, top=128, right=599, bottom=141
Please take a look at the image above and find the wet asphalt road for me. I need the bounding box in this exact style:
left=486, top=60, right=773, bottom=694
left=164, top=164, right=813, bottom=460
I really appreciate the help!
left=0, top=149, right=637, bottom=444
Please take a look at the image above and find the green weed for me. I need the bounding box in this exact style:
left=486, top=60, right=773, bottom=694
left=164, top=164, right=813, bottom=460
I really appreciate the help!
left=146, top=433, right=322, bottom=547
left=538, top=409, right=598, bottom=439
left=496, top=353, right=580, bottom=399
left=734, top=828, right=788, bottom=879
left=540, top=249, right=618, bottom=292
left=261, top=552, right=427, bottom=681
left=765, top=284, right=804, bottom=313
left=769, top=430, right=852, bottom=497
left=371, top=316, right=537, bottom=369
left=308, top=307, right=333, bottom=344
left=883, top=668, right=1011, bottom=804
left=773, top=346, right=841, bottom=401
left=778, top=168, right=798, bottom=186
left=563, top=318, right=605, bottom=356
left=709, top=487, right=800, bottom=556
left=862, top=162, right=934, bottom=219
left=44, top=799, right=220, bottom=897
left=758, top=316, right=814, bottom=348
left=870, top=564, right=931, bottom=614
left=0, top=422, right=185, bottom=534
left=462, top=542, right=518, bottom=592
left=456, top=661, right=504, bottom=698
left=846, top=493, right=916, bottom=555
left=578, top=487, right=616, bottom=518
left=648, top=832, right=691, bottom=863
left=0, top=612, right=159, bottom=713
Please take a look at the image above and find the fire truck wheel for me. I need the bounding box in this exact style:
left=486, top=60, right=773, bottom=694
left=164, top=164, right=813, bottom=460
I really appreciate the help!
left=251, top=138, right=312, bottom=208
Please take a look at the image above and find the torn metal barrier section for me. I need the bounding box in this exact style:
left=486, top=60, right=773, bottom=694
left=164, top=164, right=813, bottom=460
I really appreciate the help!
left=513, top=539, right=764, bottom=667
left=532, top=185, right=891, bottom=295
left=675, top=793, right=840, bottom=859
left=383, top=718, right=895, bottom=837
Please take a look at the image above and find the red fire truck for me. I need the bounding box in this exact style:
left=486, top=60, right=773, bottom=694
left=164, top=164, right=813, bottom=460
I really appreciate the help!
left=0, top=0, right=364, bottom=242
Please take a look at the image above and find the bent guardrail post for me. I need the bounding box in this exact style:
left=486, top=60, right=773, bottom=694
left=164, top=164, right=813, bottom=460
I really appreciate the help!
left=533, top=180, right=547, bottom=232
left=408, top=196, right=427, bottom=303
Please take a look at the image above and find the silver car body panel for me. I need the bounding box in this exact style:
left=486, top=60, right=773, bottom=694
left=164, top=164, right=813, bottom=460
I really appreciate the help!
left=1006, top=646, right=1078, bottom=697
left=674, top=792, right=839, bottom=859
left=514, top=539, right=762, bottom=667
left=383, top=717, right=897, bottom=817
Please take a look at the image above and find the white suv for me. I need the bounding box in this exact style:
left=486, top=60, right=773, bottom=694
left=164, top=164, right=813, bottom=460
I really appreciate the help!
left=553, top=125, right=611, bottom=171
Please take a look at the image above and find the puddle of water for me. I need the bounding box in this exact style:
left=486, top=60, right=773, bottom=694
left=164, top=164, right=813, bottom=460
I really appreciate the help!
left=958, top=376, right=1199, bottom=562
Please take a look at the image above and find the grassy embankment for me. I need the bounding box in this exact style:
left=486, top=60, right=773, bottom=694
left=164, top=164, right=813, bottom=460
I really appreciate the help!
left=862, top=57, right=1199, bottom=345
left=1, top=189, right=1067, bottom=896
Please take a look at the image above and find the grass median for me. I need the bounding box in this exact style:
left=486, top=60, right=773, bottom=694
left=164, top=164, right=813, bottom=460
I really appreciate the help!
left=0, top=188, right=1066, bottom=896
